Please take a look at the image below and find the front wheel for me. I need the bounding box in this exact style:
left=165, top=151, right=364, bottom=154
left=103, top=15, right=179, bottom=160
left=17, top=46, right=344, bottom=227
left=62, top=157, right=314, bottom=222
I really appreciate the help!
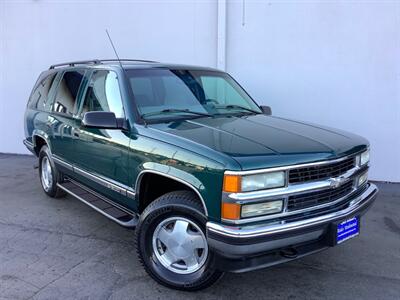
left=135, top=191, right=223, bottom=291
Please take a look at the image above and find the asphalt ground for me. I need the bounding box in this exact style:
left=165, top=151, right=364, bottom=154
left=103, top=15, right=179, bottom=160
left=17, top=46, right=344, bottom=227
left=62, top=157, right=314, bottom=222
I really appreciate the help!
left=0, top=153, right=399, bottom=299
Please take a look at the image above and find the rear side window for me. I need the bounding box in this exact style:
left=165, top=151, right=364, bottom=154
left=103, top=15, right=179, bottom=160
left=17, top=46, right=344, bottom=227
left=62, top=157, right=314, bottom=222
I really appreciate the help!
left=79, top=70, right=124, bottom=118
left=28, top=73, right=57, bottom=110
left=52, top=70, right=86, bottom=115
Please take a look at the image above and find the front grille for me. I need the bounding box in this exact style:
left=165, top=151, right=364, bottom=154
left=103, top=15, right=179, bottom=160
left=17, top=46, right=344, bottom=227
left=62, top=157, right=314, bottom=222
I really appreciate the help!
left=288, top=156, right=356, bottom=184
left=281, top=183, right=368, bottom=222
left=287, top=180, right=354, bottom=211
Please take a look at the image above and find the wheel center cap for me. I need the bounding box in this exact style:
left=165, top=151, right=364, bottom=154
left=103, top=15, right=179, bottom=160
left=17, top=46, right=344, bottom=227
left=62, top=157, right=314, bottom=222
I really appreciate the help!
left=169, top=237, right=191, bottom=258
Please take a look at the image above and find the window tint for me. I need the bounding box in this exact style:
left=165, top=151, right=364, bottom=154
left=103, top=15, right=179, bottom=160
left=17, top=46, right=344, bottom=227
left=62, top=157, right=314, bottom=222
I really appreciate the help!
left=80, top=70, right=124, bottom=118
left=53, top=70, right=85, bottom=115
left=126, top=69, right=261, bottom=119
left=128, top=69, right=206, bottom=115
left=200, top=76, right=247, bottom=106
left=28, top=73, right=57, bottom=110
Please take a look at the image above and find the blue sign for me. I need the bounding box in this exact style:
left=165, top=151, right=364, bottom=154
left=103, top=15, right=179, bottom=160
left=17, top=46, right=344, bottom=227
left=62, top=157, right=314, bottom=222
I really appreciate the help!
left=337, top=217, right=359, bottom=244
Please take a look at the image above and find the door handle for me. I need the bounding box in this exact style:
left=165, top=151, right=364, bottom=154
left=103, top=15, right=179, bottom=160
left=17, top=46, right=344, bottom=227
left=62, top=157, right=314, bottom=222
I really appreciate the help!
left=73, top=132, right=80, bottom=138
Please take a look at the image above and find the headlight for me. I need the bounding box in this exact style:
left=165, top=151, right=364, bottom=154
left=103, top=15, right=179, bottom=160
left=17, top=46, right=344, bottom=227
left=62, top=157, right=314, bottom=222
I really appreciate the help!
left=223, top=171, right=286, bottom=193
left=241, top=200, right=283, bottom=218
left=242, top=171, right=285, bottom=192
left=359, top=149, right=370, bottom=166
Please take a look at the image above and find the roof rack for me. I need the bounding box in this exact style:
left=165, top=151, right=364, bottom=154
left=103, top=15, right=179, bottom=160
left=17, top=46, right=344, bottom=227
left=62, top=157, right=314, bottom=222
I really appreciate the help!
left=49, top=59, right=158, bottom=69
left=100, top=59, right=158, bottom=63
left=49, top=60, right=101, bottom=69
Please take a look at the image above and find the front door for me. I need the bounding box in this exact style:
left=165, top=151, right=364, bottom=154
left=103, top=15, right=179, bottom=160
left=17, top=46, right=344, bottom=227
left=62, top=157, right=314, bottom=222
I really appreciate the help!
left=73, top=70, right=132, bottom=207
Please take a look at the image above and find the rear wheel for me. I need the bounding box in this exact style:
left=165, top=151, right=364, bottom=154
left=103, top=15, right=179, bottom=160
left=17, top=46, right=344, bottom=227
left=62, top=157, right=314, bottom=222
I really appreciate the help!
left=38, top=145, right=66, bottom=198
left=135, top=191, right=223, bottom=291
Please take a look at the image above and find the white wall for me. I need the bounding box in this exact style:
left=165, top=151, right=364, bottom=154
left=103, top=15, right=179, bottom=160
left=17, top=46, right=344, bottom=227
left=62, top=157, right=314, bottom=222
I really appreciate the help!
left=226, top=1, right=400, bottom=182
left=1, top=0, right=399, bottom=182
left=0, top=0, right=217, bottom=152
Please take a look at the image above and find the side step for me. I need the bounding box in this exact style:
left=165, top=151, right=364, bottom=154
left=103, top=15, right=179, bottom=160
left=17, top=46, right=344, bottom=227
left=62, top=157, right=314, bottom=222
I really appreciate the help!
left=57, top=179, right=138, bottom=228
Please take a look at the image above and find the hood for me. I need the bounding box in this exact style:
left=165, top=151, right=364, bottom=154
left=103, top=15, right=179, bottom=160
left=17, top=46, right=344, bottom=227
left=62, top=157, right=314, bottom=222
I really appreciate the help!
left=148, top=114, right=368, bottom=170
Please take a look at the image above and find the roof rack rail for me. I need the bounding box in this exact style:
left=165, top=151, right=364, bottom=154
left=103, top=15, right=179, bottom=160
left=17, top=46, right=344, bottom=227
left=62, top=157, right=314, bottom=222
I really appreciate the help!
left=49, top=58, right=158, bottom=69
left=100, top=59, right=158, bottom=63
left=49, top=60, right=101, bottom=69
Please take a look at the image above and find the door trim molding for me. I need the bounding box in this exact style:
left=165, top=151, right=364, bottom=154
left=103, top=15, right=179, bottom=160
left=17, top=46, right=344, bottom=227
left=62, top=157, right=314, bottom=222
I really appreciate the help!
left=52, top=155, right=136, bottom=198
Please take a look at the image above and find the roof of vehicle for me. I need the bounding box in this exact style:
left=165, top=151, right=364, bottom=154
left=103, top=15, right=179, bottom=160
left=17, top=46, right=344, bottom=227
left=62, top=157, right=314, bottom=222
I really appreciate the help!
left=49, top=59, right=221, bottom=72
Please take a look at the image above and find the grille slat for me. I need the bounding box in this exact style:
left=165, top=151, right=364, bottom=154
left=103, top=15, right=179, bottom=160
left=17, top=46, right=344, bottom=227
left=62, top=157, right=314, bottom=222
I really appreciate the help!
left=287, top=180, right=354, bottom=211
left=289, top=157, right=356, bottom=184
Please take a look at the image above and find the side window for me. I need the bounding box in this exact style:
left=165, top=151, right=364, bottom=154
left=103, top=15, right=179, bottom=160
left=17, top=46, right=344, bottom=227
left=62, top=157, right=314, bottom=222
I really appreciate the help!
left=80, top=70, right=124, bottom=118
left=28, top=73, right=57, bottom=110
left=52, top=70, right=85, bottom=115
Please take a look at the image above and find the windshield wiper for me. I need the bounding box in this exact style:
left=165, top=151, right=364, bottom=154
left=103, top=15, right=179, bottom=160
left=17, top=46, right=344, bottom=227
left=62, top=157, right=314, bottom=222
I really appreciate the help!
left=216, top=104, right=261, bottom=115
left=141, top=109, right=211, bottom=119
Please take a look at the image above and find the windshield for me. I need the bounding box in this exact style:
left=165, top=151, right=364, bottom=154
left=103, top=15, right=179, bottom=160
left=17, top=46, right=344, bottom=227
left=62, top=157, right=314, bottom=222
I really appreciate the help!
left=126, top=69, right=262, bottom=121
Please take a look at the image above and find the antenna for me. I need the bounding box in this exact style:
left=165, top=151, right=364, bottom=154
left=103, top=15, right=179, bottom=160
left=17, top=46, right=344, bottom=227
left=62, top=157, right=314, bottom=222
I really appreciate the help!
left=105, top=29, right=124, bottom=69
left=105, top=29, right=148, bottom=126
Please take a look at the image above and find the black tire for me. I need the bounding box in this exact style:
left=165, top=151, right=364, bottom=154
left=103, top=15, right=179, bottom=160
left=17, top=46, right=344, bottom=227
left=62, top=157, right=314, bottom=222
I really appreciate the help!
left=135, top=191, right=223, bottom=291
left=38, top=145, right=66, bottom=198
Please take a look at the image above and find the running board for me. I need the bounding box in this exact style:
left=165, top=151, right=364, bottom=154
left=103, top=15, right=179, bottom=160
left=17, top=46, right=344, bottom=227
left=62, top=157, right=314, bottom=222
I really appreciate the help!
left=57, top=179, right=138, bottom=228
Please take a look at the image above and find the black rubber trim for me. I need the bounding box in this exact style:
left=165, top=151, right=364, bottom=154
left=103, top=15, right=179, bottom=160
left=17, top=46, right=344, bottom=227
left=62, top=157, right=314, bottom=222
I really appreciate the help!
left=213, top=237, right=329, bottom=273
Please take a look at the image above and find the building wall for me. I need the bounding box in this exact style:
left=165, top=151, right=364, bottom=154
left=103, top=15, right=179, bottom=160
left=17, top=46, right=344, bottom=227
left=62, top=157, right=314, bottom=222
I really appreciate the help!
left=1, top=0, right=399, bottom=182
left=0, top=0, right=217, bottom=151
left=226, top=1, right=400, bottom=182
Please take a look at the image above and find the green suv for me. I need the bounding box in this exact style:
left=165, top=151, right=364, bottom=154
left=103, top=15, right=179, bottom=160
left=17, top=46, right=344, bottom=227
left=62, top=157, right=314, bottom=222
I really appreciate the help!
left=24, top=59, right=378, bottom=290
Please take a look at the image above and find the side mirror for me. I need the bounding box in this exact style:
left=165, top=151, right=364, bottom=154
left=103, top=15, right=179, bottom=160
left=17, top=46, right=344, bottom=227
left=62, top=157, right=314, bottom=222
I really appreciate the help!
left=260, top=105, right=272, bottom=115
left=82, top=111, right=122, bottom=129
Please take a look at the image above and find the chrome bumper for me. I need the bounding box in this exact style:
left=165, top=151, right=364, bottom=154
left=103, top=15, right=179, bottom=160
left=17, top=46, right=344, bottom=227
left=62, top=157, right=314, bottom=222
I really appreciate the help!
left=207, top=183, right=378, bottom=239
left=207, top=183, right=378, bottom=272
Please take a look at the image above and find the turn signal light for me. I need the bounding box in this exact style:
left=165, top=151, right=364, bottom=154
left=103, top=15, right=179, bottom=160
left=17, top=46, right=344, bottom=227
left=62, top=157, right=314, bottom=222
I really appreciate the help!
left=223, top=175, right=241, bottom=193
left=221, top=202, right=241, bottom=220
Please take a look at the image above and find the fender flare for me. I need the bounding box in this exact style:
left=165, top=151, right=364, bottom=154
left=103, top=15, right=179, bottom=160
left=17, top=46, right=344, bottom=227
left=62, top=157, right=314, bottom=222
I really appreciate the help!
left=32, top=130, right=52, bottom=154
left=135, top=163, right=208, bottom=216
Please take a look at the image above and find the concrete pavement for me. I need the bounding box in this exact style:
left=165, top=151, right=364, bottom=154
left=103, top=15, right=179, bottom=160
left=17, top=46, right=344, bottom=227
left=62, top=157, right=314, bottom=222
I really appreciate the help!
left=0, top=154, right=399, bottom=299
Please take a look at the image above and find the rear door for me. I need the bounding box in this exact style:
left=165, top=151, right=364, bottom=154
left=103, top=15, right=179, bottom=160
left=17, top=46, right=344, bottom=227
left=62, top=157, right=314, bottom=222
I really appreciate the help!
left=72, top=69, right=132, bottom=207
left=49, top=69, right=87, bottom=166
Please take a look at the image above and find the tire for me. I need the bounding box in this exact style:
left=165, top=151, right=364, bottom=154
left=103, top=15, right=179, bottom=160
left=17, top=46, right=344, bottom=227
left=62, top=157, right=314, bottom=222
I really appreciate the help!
left=135, top=191, right=223, bottom=291
left=38, top=145, right=66, bottom=198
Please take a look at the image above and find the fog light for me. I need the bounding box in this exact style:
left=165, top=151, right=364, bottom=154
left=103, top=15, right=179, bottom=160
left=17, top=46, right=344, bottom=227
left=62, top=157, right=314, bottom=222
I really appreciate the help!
left=358, top=172, right=368, bottom=186
left=241, top=200, right=283, bottom=218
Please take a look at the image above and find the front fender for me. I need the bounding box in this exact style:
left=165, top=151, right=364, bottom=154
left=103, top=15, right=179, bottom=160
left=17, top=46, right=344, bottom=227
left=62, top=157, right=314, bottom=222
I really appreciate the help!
left=135, top=161, right=224, bottom=221
left=136, top=163, right=207, bottom=214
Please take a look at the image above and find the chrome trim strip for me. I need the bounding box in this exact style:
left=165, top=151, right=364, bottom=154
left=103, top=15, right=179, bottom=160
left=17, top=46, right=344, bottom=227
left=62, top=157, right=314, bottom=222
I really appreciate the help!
left=227, top=166, right=361, bottom=202
left=127, top=190, right=136, bottom=199
left=223, top=154, right=367, bottom=224
left=51, top=155, right=136, bottom=197
left=74, top=167, right=127, bottom=196
left=207, top=183, right=378, bottom=238
left=52, top=155, right=73, bottom=171
left=224, top=152, right=360, bottom=176
left=135, top=170, right=209, bottom=216
left=57, top=182, right=137, bottom=227
left=222, top=183, right=360, bottom=225
left=74, top=166, right=136, bottom=197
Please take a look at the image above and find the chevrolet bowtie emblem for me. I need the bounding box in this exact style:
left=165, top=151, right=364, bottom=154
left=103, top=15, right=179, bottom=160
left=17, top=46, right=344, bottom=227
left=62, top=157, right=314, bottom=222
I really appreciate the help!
left=328, top=177, right=347, bottom=188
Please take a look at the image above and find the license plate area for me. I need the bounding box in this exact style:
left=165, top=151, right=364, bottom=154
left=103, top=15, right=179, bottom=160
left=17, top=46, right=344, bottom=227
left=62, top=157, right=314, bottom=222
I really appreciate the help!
left=336, top=216, right=360, bottom=244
